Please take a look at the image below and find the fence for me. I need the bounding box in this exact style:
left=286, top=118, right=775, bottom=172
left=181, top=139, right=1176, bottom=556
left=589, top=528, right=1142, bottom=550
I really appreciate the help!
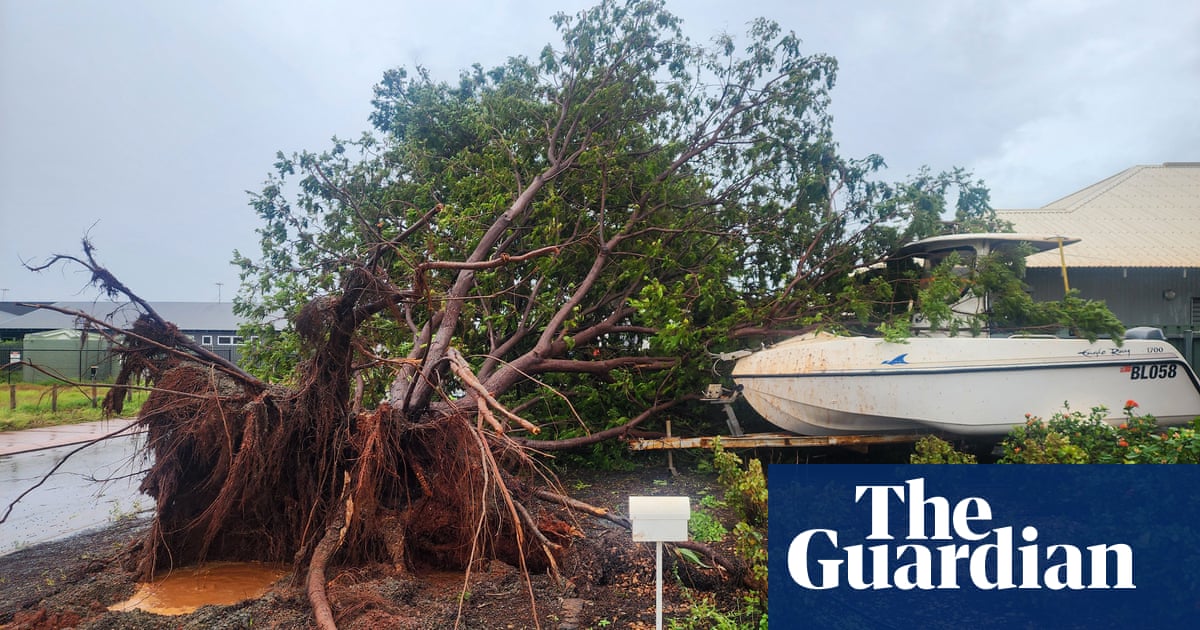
left=2, top=346, right=240, bottom=384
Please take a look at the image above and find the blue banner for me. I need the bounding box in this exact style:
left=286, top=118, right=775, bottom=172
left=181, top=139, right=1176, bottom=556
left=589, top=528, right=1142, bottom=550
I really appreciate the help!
left=768, top=465, right=1200, bottom=629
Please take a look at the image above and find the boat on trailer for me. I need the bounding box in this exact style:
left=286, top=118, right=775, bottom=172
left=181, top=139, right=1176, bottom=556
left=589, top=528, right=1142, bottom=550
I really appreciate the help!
left=728, top=234, right=1200, bottom=436
left=731, top=328, right=1200, bottom=436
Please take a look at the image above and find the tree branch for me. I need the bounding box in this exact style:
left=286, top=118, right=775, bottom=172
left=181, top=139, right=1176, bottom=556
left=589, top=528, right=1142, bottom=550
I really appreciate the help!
left=512, top=396, right=695, bottom=451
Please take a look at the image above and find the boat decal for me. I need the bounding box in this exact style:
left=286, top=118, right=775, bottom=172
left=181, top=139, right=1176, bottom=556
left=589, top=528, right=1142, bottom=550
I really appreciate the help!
left=1077, top=347, right=1132, bottom=358
left=881, top=353, right=909, bottom=365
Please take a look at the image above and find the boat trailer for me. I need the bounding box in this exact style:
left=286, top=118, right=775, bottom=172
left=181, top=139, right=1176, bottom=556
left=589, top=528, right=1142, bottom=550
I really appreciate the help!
left=627, top=432, right=925, bottom=451
left=626, top=383, right=925, bottom=452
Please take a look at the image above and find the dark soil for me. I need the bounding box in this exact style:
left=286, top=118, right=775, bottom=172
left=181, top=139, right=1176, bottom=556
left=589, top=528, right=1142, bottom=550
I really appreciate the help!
left=0, top=465, right=751, bottom=630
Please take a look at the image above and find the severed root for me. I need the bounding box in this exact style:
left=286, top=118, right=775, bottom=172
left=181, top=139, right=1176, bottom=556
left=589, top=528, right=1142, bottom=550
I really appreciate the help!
left=533, top=488, right=630, bottom=529
left=513, top=499, right=563, bottom=583
left=307, top=474, right=355, bottom=630
left=669, top=540, right=747, bottom=586
left=307, top=529, right=340, bottom=630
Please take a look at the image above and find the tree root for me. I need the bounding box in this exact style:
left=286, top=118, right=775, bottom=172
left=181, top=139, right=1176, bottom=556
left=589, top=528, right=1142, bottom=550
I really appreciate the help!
left=307, top=473, right=354, bottom=630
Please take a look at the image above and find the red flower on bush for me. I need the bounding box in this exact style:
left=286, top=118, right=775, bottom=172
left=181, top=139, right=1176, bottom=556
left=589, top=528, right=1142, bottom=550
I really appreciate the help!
left=1124, top=399, right=1139, bottom=410
left=1118, top=439, right=1129, bottom=448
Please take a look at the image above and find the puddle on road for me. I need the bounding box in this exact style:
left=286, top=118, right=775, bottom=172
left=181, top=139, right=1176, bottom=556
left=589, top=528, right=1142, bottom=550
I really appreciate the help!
left=109, top=562, right=290, bottom=615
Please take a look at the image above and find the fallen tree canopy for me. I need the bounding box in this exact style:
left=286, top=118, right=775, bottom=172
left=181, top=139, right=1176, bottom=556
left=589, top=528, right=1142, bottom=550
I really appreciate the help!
left=26, top=243, right=743, bottom=630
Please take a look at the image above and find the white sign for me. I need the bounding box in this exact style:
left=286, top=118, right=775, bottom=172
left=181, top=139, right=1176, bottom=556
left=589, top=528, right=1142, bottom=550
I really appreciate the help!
left=629, top=496, right=691, bottom=630
left=629, top=496, right=690, bottom=542
left=8, top=351, right=18, bottom=364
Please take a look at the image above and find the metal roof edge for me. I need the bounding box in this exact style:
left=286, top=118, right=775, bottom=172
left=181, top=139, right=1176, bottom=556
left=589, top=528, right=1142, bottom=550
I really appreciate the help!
left=1037, top=165, right=1146, bottom=211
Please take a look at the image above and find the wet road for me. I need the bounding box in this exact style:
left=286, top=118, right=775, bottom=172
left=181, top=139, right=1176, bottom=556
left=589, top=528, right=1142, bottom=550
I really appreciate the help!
left=0, top=418, right=139, bottom=456
left=0, top=433, right=150, bottom=555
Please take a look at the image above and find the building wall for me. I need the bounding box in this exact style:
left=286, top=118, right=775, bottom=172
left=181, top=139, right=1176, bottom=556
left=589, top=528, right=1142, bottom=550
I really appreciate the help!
left=1026, top=266, right=1200, bottom=365
left=21, top=332, right=117, bottom=384
left=1026, top=268, right=1200, bottom=331
left=185, top=329, right=245, bottom=364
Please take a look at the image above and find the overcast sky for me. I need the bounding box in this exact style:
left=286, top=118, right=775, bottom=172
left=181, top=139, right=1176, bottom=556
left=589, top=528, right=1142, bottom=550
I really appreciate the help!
left=2, top=0, right=1197, bottom=302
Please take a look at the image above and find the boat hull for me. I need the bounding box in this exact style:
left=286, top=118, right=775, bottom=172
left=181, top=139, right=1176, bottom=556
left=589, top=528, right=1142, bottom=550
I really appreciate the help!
left=730, top=334, right=1200, bottom=436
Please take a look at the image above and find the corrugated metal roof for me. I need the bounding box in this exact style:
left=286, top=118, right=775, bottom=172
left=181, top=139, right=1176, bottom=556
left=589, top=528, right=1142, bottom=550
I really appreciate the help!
left=996, top=163, right=1200, bottom=268
left=0, top=301, right=246, bottom=332
left=0, top=302, right=41, bottom=317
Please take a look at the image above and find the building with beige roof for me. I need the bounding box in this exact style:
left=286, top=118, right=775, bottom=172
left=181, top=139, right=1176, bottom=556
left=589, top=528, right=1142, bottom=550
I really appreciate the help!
left=997, top=162, right=1200, bottom=362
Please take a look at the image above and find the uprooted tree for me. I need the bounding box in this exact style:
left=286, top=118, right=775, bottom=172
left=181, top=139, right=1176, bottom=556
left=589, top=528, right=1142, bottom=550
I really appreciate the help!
left=24, top=0, right=1118, bottom=626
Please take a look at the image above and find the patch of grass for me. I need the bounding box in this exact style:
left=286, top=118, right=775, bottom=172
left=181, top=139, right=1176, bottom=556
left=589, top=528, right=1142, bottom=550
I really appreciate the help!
left=668, top=587, right=765, bottom=630
left=0, top=382, right=146, bottom=431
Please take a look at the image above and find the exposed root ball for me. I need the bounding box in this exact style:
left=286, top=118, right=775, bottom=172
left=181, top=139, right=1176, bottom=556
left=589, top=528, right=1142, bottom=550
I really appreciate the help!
left=115, top=319, right=566, bottom=585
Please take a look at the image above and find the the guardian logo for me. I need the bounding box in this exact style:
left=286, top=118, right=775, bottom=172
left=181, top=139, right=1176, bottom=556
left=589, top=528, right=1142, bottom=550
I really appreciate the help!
left=787, top=478, right=1135, bottom=591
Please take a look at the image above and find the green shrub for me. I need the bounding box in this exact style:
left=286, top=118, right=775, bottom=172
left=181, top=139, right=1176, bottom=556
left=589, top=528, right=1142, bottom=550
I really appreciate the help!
left=996, top=401, right=1200, bottom=464
left=1000, top=414, right=1089, bottom=463
left=1037, top=404, right=1119, bottom=459
left=712, top=440, right=766, bottom=527
left=688, top=509, right=728, bottom=543
left=669, top=441, right=768, bottom=629
left=711, top=439, right=768, bottom=598
left=1110, top=404, right=1200, bottom=464
left=910, top=436, right=977, bottom=463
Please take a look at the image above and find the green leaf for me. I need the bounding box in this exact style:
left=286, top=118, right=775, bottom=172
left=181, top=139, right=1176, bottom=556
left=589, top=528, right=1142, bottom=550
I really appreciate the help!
left=674, top=547, right=710, bottom=568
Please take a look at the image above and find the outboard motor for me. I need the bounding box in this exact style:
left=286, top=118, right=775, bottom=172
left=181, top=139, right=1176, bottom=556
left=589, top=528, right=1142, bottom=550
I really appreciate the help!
left=1124, top=326, right=1168, bottom=340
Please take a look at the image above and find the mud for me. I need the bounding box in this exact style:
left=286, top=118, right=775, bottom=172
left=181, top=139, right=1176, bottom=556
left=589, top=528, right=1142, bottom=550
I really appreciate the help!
left=0, top=468, right=749, bottom=629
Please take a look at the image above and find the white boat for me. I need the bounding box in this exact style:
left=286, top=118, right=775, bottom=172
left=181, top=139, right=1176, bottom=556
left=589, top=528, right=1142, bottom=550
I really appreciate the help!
left=728, top=233, right=1200, bottom=436
left=731, top=330, right=1200, bottom=436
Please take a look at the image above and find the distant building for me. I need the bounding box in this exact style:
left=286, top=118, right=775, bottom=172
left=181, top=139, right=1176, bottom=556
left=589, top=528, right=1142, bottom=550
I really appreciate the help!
left=20, top=328, right=115, bottom=384
left=0, top=301, right=257, bottom=380
left=996, top=162, right=1200, bottom=364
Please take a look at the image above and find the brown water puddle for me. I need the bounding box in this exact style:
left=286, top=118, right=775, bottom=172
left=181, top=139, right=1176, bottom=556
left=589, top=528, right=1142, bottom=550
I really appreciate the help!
left=109, top=562, right=290, bottom=615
